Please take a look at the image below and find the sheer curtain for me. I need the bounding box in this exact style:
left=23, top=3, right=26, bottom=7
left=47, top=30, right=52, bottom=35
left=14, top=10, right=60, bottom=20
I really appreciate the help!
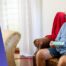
left=18, top=0, right=43, bottom=56
left=1, top=0, right=43, bottom=56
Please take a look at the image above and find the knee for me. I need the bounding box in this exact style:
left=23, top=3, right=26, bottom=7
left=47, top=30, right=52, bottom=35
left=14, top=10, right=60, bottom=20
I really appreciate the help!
left=58, top=55, right=66, bottom=66
left=36, top=49, right=44, bottom=60
left=36, top=49, right=48, bottom=60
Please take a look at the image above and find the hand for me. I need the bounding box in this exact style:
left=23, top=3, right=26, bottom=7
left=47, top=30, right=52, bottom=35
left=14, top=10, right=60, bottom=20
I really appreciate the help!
left=50, top=41, right=56, bottom=48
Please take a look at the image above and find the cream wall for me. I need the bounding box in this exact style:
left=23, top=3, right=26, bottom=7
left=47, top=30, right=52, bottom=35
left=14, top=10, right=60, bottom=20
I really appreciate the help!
left=42, top=0, right=66, bottom=36
left=0, top=0, right=3, bottom=28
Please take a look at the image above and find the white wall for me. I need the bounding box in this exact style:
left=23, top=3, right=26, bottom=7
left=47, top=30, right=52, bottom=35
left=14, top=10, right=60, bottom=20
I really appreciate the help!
left=0, top=0, right=3, bottom=28
left=42, top=0, right=66, bottom=36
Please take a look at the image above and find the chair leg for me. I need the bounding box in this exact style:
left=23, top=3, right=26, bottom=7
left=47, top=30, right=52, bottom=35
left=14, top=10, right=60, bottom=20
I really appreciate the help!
left=33, top=55, right=36, bottom=66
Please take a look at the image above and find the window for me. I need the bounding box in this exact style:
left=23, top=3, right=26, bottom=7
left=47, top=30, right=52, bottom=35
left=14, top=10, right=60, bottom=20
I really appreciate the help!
left=2, top=0, right=20, bottom=31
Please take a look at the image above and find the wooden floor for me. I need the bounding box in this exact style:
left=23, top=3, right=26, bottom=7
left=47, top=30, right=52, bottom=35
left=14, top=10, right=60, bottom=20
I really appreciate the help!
left=14, top=53, right=33, bottom=66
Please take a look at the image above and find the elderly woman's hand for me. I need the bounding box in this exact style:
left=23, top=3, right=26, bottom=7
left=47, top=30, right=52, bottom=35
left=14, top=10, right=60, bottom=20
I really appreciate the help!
left=49, top=41, right=56, bottom=48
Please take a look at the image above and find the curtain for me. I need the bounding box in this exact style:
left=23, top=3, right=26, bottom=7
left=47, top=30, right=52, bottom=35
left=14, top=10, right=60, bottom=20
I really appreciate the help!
left=18, top=0, right=43, bottom=56
left=1, top=0, right=43, bottom=56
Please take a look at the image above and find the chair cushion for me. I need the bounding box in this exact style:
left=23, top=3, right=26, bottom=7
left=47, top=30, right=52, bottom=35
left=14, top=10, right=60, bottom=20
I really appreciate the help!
left=46, top=58, right=59, bottom=66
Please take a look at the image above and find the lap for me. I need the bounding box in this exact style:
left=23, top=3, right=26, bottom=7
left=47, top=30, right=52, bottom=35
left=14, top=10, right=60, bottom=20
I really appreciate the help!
left=36, top=47, right=62, bottom=60
left=38, top=48, right=61, bottom=57
left=48, top=48, right=61, bottom=58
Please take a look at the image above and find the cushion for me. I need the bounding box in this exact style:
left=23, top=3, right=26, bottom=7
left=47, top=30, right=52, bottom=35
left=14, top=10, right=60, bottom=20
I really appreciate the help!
left=46, top=58, right=59, bottom=66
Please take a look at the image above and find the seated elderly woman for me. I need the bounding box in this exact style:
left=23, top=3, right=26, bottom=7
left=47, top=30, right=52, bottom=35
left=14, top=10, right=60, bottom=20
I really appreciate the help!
left=35, top=22, right=66, bottom=66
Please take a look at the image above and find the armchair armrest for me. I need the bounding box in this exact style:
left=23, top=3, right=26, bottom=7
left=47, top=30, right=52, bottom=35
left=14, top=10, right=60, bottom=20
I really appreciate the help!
left=40, top=37, right=51, bottom=49
left=34, top=36, right=51, bottom=49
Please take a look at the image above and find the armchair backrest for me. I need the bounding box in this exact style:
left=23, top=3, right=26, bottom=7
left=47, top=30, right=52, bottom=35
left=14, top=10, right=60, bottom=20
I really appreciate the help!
left=47, top=12, right=66, bottom=40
